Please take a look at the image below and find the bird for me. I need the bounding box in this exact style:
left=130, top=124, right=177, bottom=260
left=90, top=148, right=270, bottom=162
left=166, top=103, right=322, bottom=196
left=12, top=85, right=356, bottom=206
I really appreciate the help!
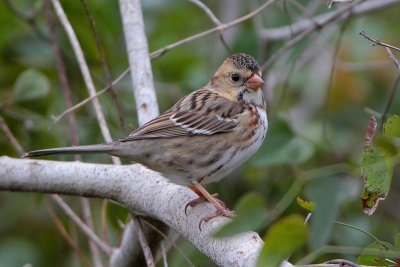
left=23, top=53, right=268, bottom=224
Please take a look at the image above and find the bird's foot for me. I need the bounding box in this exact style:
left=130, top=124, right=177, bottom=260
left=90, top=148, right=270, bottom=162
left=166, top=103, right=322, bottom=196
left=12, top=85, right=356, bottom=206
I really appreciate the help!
left=185, top=182, right=235, bottom=230
left=184, top=193, right=222, bottom=214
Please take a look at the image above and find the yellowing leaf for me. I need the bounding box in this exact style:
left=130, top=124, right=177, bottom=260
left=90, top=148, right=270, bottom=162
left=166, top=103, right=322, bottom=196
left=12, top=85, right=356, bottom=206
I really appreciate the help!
left=383, top=115, right=400, bottom=137
left=361, top=142, right=394, bottom=215
left=357, top=241, right=395, bottom=266
left=296, top=197, right=315, bottom=212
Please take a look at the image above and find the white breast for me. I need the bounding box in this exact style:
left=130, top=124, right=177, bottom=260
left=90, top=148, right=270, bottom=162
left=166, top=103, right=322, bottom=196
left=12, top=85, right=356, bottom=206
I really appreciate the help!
left=200, top=107, right=268, bottom=184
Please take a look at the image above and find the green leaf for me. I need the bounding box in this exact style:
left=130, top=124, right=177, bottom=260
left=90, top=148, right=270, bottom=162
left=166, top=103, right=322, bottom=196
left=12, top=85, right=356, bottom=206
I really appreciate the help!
left=254, top=137, right=315, bottom=167
left=257, top=215, right=308, bottom=267
left=361, top=139, right=395, bottom=215
left=357, top=241, right=395, bottom=266
left=383, top=115, right=400, bottom=137
left=213, top=192, right=268, bottom=237
left=296, top=197, right=315, bottom=212
left=306, top=175, right=345, bottom=250
left=13, top=69, right=50, bottom=102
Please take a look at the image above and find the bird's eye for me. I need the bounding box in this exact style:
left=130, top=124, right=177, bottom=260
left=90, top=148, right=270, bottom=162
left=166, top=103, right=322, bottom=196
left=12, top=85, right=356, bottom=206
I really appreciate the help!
left=230, top=73, right=241, bottom=83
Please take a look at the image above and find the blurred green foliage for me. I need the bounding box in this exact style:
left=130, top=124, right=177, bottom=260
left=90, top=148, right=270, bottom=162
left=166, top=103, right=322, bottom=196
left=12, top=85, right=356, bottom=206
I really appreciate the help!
left=1, top=0, right=400, bottom=266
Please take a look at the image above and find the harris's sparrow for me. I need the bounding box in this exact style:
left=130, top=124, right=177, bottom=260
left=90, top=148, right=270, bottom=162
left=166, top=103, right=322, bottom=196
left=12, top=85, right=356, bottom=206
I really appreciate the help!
left=23, top=53, right=268, bottom=223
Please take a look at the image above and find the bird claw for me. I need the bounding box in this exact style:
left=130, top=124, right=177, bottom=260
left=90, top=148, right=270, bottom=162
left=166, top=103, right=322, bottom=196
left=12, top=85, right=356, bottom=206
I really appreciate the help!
left=184, top=193, right=220, bottom=215
left=183, top=193, right=235, bottom=230
left=198, top=208, right=235, bottom=231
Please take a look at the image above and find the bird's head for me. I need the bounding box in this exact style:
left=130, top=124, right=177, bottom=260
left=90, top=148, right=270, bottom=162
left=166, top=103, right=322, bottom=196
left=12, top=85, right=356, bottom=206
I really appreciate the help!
left=208, top=53, right=265, bottom=106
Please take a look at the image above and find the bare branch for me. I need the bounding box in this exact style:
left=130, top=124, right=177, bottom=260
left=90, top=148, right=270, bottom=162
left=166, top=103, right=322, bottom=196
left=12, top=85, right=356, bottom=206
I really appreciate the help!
left=322, top=18, right=350, bottom=146
left=80, top=0, right=128, bottom=135
left=358, top=31, right=400, bottom=71
left=51, top=69, right=130, bottom=127
left=51, top=194, right=114, bottom=256
left=150, top=0, right=279, bottom=59
left=359, top=31, right=400, bottom=127
left=0, top=157, right=264, bottom=267
left=110, top=218, right=168, bottom=267
left=50, top=0, right=120, bottom=166
left=0, top=115, right=24, bottom=156
left=188, top=0, right=231, bottom=53
left=380, top=75, right=400, bottom=128
left=359, top=30, right=400, bottom=53
left=260, top=0, right=400, bottom=42
left=81, top=198, right=104, bottom=267
left=133, top=217, right=155, bottom=267
left=119, top=0, right=159, bottom=125
left=262, top=0, right=366, bottom=69
left=47, top=205, right=92, bottom=267
left=51, top=0, right=279, bottom=124
left=144, top=220, right=194, bottom=266
left=188, top=0, right=221, bottom=25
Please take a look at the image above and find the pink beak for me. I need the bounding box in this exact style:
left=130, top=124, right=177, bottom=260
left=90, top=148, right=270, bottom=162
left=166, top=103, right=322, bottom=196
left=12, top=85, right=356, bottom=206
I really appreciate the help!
left=247, top=74, right=264, bottom=90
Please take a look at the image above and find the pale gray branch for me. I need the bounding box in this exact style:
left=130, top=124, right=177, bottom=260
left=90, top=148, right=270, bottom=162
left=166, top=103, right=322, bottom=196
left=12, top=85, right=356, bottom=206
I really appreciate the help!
left=132, top=217, right=155, bottom=267
left=51, top=194, right=113, bottom=256
left=117, top=0, right=162, bottom=266
left=119, top=0, right=159, bottom=125
left=0, top=156, right=266, bottom=267
left=50, top=0, right=120, bottom=165
left=51, top=0, right=279, bottom=125
left=260, top=0, right=400, bottom=41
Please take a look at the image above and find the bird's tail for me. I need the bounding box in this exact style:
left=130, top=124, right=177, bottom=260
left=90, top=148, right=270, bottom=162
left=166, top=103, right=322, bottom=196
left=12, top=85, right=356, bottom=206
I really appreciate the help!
left=22, top=144, right=115, bottom=158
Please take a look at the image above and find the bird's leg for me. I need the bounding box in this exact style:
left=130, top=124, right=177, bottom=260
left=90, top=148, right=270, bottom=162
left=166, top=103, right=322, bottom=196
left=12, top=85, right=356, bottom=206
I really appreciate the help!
left=185, top=182, right=235, bottom=222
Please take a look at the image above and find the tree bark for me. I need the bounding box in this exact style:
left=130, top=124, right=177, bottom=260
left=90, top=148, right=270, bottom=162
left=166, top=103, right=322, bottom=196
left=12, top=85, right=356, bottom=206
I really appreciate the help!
left=0, top=156, right=265, bottom=267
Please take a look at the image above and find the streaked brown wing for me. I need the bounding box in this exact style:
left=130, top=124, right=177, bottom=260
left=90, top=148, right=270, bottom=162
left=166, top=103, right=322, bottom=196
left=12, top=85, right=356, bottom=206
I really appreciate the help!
left=119, top=90, right=243, bottom=141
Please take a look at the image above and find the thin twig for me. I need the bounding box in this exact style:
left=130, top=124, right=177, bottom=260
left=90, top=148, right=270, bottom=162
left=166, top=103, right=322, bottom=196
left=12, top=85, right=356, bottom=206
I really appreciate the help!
left=188, top=0, right=231, bottom=53
left=81, top=198, right=103, bottom=267
left=52, top=0, right=279, bottom=124
left=50, top=0, right=120, bottom=166
left=380, top=74, right=400, bottom=129
left=80, top=0, right=128, bottom=135
left=359, top=31, right=400, bottom=128
left=142, top=219, right=194, bottom=267
left=322, top=17, right=350, bottom=147
left=101, top=199, right=109, bottom=244
left=288, top=0, right=320, bottom=28
left=133, top=217, right=155, bottom=267
left=52, top=195, right=113, bottom=256
left=47, top=205, right=92, bottom=267
left=188, top=0, right=221, bottom=25
left=45, top=3, right=102, bottom=266
left=283, top=0, right=294, bottom=39
left=360, top=31, right=400, bottom=71
left=51, top=68, right=130, bottom=127
left=260, top=0, right=398, bottom=41
left=263, top=0, right=364, bottom=70
left=385, top=47, right=400, bottom=71
left=359, top=30, right=400, bottom=53
left=53, top=0, right=278, bottom=125
left=161, top=242, right=168, bottom=267
left=151, top=0, right=279, bottom=59
left=0, top=115, right=25, bottom=156
left=44, top=0, right=80, bottom=152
